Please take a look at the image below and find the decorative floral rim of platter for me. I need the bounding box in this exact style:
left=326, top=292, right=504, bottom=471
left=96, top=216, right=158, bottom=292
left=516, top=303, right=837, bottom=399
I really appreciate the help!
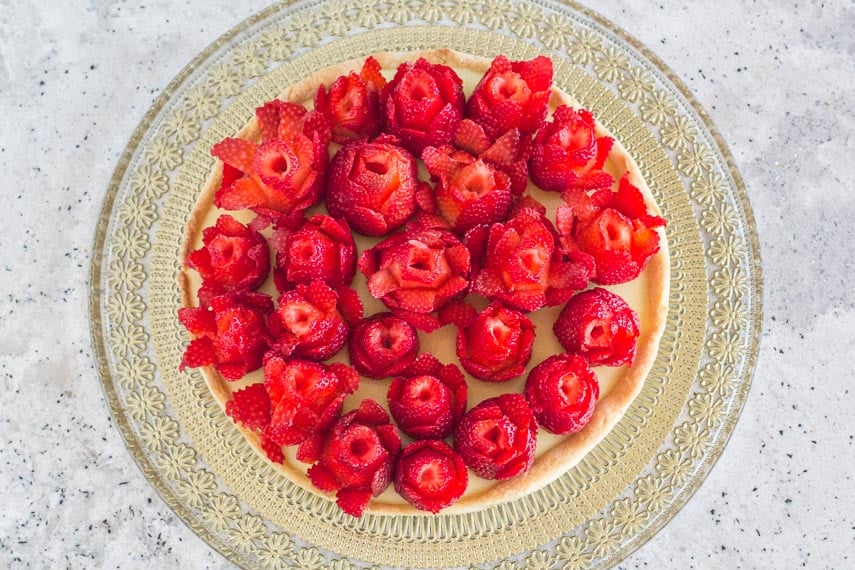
left=88, top=0, right=762, bottom=568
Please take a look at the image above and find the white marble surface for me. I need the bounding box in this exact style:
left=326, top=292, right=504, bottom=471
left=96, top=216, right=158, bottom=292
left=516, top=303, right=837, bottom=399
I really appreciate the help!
left=0, top=0, right=852, bottom=568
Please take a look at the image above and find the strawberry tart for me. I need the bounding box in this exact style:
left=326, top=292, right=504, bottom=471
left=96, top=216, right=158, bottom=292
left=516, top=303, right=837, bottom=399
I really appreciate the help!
left=178, top=49, right=669, bottom=517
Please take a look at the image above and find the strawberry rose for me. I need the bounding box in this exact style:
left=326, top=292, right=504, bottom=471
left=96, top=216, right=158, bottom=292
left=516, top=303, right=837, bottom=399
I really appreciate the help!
left=325, top=135, right=419, bottom=236
left=305, top=399, right=401, bottom=518
left=467, top=55, right=553, bottom=139
left=185, top=214, right=270, bottom=308
left=421, top=145, right=512, bottom=234
left=178, top=291, right=273, bottom=380
left=456, top=301, right=535, bottom=382
left=524, top=353, right=599, bottom=435
left=529, top=105, right=614, bottom=192
left=359, top=227, right=471, bottom=330
left=382, top=58, right=465, bottom=156
left=453, top=394, right=537, bottom=480
left=212, top=100, right=331, bottom=218
left=387, top=359, right=467, bottom=439
left=271, top=214, right=356, bottom=291
left=466, top=207, right=594, bottom=312
left=268, top=280, right=362, bottom=361
left=314, top=56, right=386, bottom=143
left=348, top=313, right=419, bottom=379
left=557, top=174, right=666, bottom=284
left=454, top=120, right=531, bottom=196
left=394, top=439, right=468, bottom=513
left=263, top=355, right=359, bottom=449
left=553, top=287, right=640, bottom=366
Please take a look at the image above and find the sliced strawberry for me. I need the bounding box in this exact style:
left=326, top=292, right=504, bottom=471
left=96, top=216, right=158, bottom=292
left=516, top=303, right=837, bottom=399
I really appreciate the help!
left=179, top=337, right=217, bottom=371
left=211, top=137, right=256, bottom=172
left=224, top=383, right=271, bottom=432
left=336, top=487, right=373, bottom=518
left=456, top=301, right=535, bottom=382
left=326, top=137, right=418, bottom=236
left=387, top=364, right=466, bottom=439
left=261, top=430, right=285, bottom=464
left=348, top=313, right=419, bottom=379
left=272, top=214, right=356, bottom=290
left=394, top=440, right=468, bottom=513
left=268, top=280, right=350, bottom=361
left=552, top=287, right=640, bottom=366
left=524, top=354, right=599, bottom=435
left=263, top=356, right=358, bottom=446
left=307, top=399, right=400, bottom=517
left=453, top=394, right=537, bottom=480
left=253, top=140, right=298, bottom=191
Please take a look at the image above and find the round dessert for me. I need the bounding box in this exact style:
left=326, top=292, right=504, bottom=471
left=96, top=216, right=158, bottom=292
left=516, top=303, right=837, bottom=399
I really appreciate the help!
left=178, top=49, right=669, bottom=516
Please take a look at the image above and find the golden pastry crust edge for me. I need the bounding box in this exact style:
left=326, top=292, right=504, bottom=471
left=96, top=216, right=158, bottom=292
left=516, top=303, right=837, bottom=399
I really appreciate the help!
left=177, top=48, right=670, bottom=516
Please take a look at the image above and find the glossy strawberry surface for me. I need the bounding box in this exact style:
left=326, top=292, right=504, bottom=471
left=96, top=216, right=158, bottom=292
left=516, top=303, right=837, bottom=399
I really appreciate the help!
left=212, top=101, right=330, bottom=218
left=422, top=145, right=512, bottom=234
left=359, top=227, right=471, bottom=327
left=262, top=355, right=359, bottom=448
left=268, top=280, right=361, bottom=361
left=467, top=207, right=593, bottom=312
left=557, top=174, right=667, bottom=284
left=315, top=56, right=386, bottom=143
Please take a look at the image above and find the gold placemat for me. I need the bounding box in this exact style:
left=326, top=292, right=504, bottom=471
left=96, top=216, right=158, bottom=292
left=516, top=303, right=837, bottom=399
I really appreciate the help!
left=90, top=1, right=761, bottom=568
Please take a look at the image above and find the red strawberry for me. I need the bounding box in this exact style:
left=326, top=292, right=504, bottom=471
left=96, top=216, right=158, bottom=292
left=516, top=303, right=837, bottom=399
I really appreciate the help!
left=224, top=383, right=271, bottom=432
left=359, top=227, right=471, bottom=320
left=557, top=174, right=666, bottom=284
left=178, top=292, right=273, bottom=380
left=271, top=214, right=356, bottom=290
left=212, top=101, right=330, bottom=219
left=552, top=287, right=640, bottom=366
left=466, top=208, right=593, bottom=312
left=467, top=55, right=553, bottom=139
left=261, top=431, right=285, bottom=464
left=524, top=354, right=599, bottom=434
left=454, top=121, right=531, bottom=197
left=268, top=280, right=360, bottom=361
left=348, top=313, right=419, bottom=379
left=382, top=58, right=465, bottom=156
left=394, top=439, right=468, bottom=513
left=315, top=56, right=386, bottom=143
left=186, top=215, right=270, bottom=308
left=306, top=399, right=401, bottom=518
left=453, top=394, right=537, bottom=480
left=387, top=362, right=466, bottom=439
left=456, top=301, right=535, bottom=382
left=529, top=105, right=614, bottom=192
left=325, top=136, right=418, bottom=236
left=264, top=355, right=359, bottom=446
left=421, top=145, right=512, bottom=234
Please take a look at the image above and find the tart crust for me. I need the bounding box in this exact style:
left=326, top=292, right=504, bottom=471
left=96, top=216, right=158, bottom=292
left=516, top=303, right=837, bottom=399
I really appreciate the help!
left=178, top=49, right=669, bottom=515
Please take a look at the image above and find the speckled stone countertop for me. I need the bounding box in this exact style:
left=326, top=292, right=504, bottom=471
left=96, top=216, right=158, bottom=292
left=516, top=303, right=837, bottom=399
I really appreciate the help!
left=1, top=0, right=852, bottom=567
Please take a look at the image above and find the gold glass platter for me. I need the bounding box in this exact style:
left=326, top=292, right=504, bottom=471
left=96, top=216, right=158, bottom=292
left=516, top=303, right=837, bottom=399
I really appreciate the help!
left=89, top=1, right=762, bottom=567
